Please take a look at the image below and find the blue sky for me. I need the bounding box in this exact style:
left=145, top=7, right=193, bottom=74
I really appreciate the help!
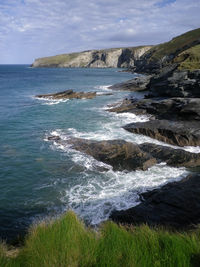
left=0, top=0, right=199, bottom=64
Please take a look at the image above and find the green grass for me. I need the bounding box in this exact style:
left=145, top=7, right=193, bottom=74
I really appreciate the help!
left=175, top=44, right=200, bottom=70
left=1, top=211, right=200, bottom=266
left=144, top=28, right=200, bottom=66
left=34, top=52, right=80, bottom=66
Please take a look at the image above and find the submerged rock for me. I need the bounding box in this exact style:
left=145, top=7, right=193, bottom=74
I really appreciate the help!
left=36, top=89, right=112, bottom=100
left=110, top=174, right=200, bottom=230
left=124, top=120, right=200, bottom=147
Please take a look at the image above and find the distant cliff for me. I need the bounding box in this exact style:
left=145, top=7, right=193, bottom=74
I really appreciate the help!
left=31, top=46, right=152, bottom=68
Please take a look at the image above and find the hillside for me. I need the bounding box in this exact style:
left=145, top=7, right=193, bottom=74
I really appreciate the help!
left=135, top=28, right=200, bottom=73
left=31, top=46, right=152, bottom=68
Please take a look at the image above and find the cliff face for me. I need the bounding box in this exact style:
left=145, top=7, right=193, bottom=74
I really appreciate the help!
left=31, top=46, right=152, bottom=68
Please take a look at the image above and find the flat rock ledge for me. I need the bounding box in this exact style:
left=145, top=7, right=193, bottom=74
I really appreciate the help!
left=36, top=89, right=112, bottom=100
left=108, top=75, right=152, bottom=92
left=47, top=137, right=200, bottom=170
left=110, top=173, right=200, bottom=230
left=124, top=120, right=200, bottom=147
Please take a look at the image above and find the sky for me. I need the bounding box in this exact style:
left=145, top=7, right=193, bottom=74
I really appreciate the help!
left=0, top=0, right=199, bottom=64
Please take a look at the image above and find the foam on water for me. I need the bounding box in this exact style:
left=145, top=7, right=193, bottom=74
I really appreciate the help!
left=49, top=137, right=188, bottom=224
left=95, top=85, right=112, bottom=91
left=35, top=96, right=69, bottom=105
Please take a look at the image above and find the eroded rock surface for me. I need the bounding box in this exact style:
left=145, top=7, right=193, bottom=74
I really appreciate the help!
left=110, top=174, right=200, bottom=230
left=124, top=120, right=200, bottom=147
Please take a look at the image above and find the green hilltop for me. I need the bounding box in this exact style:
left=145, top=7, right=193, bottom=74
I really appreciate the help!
left=139, top=27, right=200, bottom=72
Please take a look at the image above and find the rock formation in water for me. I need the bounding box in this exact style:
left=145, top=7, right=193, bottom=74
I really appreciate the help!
left=36, top=89, right=112, bottom=100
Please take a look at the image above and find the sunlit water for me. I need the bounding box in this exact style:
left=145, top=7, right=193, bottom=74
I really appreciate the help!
left=0, top=65, right=196, bottom=241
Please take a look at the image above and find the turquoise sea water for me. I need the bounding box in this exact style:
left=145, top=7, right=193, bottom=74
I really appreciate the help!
left=0, top=65, right=189, bottom=241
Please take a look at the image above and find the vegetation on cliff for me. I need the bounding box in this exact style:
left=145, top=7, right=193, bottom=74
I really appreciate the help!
left=137, top=28, right=200, bottom=72
left=1, top=211, right=200, bottom=266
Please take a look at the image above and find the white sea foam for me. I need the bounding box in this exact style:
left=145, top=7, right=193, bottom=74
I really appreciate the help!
left=95, top=85, right=112, bottom=91
left=45, top=90, right=199, bottom=224
left=35, top=96, right=69, bottom=105
left=65, top=160, right=188, bottom=225
left=47, top=136, right=188, bottom=225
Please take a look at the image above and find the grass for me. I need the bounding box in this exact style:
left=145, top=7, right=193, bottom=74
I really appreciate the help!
left=0, top=211, right=200, bottom=266
left=149, top=28, right=200, bottom=60
left=175, top=44, right=200, bottom=70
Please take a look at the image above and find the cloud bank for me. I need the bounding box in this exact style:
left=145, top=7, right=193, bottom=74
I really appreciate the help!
left=0, top=0, right=199, bottom=63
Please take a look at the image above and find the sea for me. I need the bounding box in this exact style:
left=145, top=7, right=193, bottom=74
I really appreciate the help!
left=0, top=65, right=197, bottom=241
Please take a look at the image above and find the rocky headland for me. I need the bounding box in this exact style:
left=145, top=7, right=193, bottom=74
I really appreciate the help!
left=31, top=46, right=152, bottom=68
left=44, top=28, right=200, bottom=230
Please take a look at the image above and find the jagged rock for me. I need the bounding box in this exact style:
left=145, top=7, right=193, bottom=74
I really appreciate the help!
left=148, top=69, right=200, bottom=98
left=36, top=90, right=112, bottom=100
left=110, top=174, right=200, bottom=230
left=108, top=75, right=152, bottom=91
left=139, top=143, right=200, bottom=168
left=124, top=120, right=200, bottom=147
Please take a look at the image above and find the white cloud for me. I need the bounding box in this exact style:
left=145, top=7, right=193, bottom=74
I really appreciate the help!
left=0, top=0, right=199, bottom=63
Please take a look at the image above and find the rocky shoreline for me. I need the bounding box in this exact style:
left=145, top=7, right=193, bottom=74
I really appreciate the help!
left=46, top=65, right=200, bottom=230
left=43, top=27, right=200, bottom=230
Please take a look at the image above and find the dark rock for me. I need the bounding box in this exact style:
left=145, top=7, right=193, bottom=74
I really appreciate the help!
left=124, top=119, right=200, bottom=147
left=148, top=69, right=200, bottom=98
left=139, top=143, right=200, bottom=168
left=47, top=136, right=61, bottom=141
left=110, top=174, right=200, bottom=230
left=68, top=138, right=157, bottom=171
left=47, top=137, right=157, bottom=171
left=109, top=75, right=152, bottom=92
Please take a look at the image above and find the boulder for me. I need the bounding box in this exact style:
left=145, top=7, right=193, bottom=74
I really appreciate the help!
left=124, top=119, right=200, bottom=147
left=110, top=174, right=200, bottom=230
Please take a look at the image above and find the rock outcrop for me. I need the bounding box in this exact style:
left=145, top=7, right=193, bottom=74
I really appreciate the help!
left=124, top=120, right=200, bottom=147
left=48, top=136, right=200, bottom=169
left=110, top=174, right=200, bottom=230
left=31, top=46, right=152, bottom=68
left=36, top=89, right=112, bottom=100
left=108, top=75, right=152, bottom=92
left=139, top=143, right=200, bottom=168
left=148, top=69, right=200, bottom=98
left=50, top=138, right=157, bottom=171
left=108, top=97, right=200, bottom=121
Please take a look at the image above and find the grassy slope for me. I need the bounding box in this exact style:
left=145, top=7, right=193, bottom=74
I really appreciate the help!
left=1, top=211, right=200, bottom=267
left=175, top=44, right=200, bottom=70
left=148, top=28, right=200, bottom=60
